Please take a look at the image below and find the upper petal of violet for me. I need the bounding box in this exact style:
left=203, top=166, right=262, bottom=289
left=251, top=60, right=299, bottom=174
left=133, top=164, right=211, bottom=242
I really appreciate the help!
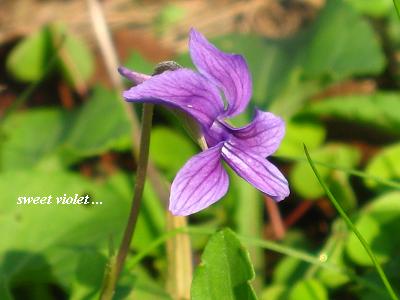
left=221, top=142, right=289, bottom=201
left=123, top=68, right=225, bottom=127
left=189, top=28, right=252, bottom=118
left=169, top=142, right=229, bottom=216
left=225, top=109, right=285, bottom=157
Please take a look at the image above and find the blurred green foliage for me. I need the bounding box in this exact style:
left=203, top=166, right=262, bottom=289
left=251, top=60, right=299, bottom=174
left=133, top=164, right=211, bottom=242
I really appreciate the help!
left=1, top=0, right=400, bottom=299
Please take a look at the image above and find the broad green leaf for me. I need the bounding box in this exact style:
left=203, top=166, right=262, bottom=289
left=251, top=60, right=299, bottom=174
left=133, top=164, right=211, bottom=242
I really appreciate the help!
left=395, top=0, right=400, bottom=18
left=64, top=86, right=132, bottom=160
left=275, top=120, right=326, bottom=158
left=303, top=0, right=385, bottom=79
left=6, top=24, right=94, bottom=89
left=290, top=144, right=360, bottom=204
left=346, top=192, right=400, bottom=266
left=0, top=276, right=13, bottom=300
left=6, top=26, right=52, bottom=81
left=288, top=279, right=328, bottom=300
left=345, top=0, right=392, bottom=17
left=365, top=143, right=400, bottom=189
left=203, top=0, right=385, bottom=117
left=1, top=109, right=67, bottom=171
left=211, top=34, right=310, bottom=111
left=191, top=228, right=257, bottom=300
left=69, top=251, right=107, bottom=300
left=149, top=127, right=196, bottom=178
left=0, top=170, right=129, bottom=288
left=53, top=24, right=94, bottom=92
left=0, top=170, right=163, bottom=287
left=96, top=173, right=166, bottom=254
left=303, top=93, right=400, bottom=136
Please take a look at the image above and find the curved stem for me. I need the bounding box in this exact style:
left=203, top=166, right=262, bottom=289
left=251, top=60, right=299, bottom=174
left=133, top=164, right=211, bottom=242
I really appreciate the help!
left=100, top=103, right=154, bottom=300
left=304, top=144, right=399, bottom=300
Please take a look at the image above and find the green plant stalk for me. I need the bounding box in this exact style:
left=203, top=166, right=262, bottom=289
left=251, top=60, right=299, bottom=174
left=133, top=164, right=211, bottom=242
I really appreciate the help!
left=99, top=103, right=154, bottom=300
left=304, top=144, right=399, bottom=300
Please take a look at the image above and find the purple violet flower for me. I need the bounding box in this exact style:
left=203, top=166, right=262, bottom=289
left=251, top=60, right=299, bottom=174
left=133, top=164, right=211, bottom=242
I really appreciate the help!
left=119, top=28, right=289, bottom=216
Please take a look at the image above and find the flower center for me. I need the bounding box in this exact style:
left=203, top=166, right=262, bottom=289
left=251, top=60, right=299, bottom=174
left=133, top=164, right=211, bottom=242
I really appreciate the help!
left=204, top=118, right=231, bottom=147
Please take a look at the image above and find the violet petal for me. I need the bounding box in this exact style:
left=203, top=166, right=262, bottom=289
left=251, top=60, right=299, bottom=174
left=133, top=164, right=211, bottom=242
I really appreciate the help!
left=118, top=66, right=151, bottom=85
left=221, top=142, right=289, bottom=201
left=123, top=68, right=224, bottom=127
left=225, top=109, right=285, bottom=157
left=170, top=143, right=229, bottom=216
left=189, top=28, right=252, bottom=117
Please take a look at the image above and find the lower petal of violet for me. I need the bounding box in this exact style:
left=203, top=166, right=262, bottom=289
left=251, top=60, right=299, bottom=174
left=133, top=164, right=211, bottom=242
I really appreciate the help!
left=221, top=141, right=289, bottom=201
left=169, top=142, right=229, bottom=216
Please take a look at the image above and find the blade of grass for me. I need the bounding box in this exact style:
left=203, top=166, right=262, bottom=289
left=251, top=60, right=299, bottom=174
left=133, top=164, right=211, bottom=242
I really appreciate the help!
left=304, top=144, right=399, bottom=300
left=275, top=154, right=400, bottom=190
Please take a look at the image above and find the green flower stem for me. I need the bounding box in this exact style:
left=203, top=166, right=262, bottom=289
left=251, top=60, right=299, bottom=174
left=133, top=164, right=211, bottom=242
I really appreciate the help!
left=100, top=103, right=154, bottom=300
left=304, top=144, right=399, bottom=300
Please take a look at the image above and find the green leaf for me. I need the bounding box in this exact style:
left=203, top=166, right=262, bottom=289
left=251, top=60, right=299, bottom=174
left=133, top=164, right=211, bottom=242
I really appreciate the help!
left=288, top=279, right=328, bottom=300
left=345, top=0, right=393, bottom=17
left=290, top=144, right=360, bottom=203
left=394, top=0, right=400, bottom=18
left=69, top=251, right=107, bottom=300
left=191, top=228, right=257, bottom=300
left=275, top=120, right=326, bottom=158
left=64, top=86, right=132, bottom=160
left=303, top=0, right=386, bottom=80
left=303, top=93, right=400, bottom=137
left=346, top=192, right=400, bottom=266
left=53, top=24, right=94, bottom=92
left=1, top=109, right=67, bottom=171
left=149, top=127, right=196, bottom=178
left=202, top=0, right=385, bottom=117
left=365, top=143, right=400, bottom=190
left=0, top=276, right=13, bottom=300
left=6, top=24, right=94, bottom=88
left=6, top=26, right=52, bottom=81
left=0, top=170, right=129, bottom=287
